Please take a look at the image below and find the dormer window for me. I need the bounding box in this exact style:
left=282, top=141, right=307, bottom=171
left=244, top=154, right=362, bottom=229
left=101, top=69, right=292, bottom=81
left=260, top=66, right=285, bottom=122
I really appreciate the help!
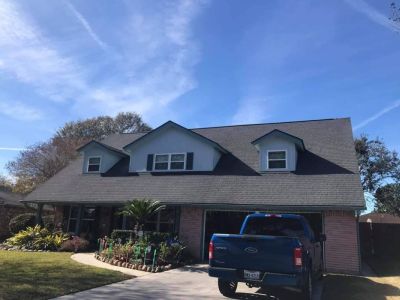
left=154, top=153, right=186, bottom=171
left=267, top=150, right=287, bottom=170
left=87, top=156, right=101, bottom=172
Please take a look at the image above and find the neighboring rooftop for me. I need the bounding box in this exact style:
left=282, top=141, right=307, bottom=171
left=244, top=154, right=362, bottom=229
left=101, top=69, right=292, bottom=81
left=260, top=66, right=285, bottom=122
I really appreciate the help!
left=24, top=118, right=365, bottom=210
left=0, top=190, right=24, bottom=207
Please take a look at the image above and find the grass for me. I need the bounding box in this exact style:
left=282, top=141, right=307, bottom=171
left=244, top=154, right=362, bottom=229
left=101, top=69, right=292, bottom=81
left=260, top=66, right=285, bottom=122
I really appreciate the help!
left=323, top=256, right=400, bottom=300
left=0, top=250, right=131, bottom=300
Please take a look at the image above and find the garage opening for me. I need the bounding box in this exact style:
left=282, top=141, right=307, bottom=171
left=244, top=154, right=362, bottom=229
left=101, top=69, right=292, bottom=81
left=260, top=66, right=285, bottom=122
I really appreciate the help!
left=203, top=210, right=323, bottom=260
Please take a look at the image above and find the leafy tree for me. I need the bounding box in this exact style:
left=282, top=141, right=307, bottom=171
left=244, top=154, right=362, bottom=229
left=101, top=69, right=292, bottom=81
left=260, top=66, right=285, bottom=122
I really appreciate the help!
left=7, top=112, right=151, bottom=194
left=355, top=135, right=400, bottom=214
left=0, top=175, right=13, bottom=192
left=118, top=199, right=165, bottom=233
left=375, top=183, right=400, bottom=216
left=354, top=135, right=400, bottom=193
left=390, top=2, right=400, bottom=23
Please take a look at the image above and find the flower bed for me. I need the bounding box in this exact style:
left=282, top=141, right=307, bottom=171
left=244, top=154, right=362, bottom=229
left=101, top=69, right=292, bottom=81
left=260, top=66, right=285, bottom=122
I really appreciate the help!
left=94, top=253, right=173, bottom=273
left=95, top=232, right=189, bottom=273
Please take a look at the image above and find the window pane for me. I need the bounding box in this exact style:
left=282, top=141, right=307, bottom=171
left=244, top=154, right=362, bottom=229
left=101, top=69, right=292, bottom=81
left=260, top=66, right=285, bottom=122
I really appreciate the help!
left=89, top=157, right=101, bottom=164
left=68, top=220, right=77, bottom=232
left=171, top=154, right=184, bottom=161
left=144, top=222, right=157, bottom=232
left=269, top=160, right=286, bottom=169
left=170, top=162, right=184, bottom=170
left=269, top=151, right=286, bottom=159
left=159, top=223, right=174, bottom=233
left=155, top=162, right=168, bottom=170
left=83, top=207, right=96, bottom=219
left=88, top=164, right=100, bottom=172
left=70, top=206, right=80, bottom=219
left=160, top=208, right=176, bottom=222
left=155, top=155, right=168, bottom=162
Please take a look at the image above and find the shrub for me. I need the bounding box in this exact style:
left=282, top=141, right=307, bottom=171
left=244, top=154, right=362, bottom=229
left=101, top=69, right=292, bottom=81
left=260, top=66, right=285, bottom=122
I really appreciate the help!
left=5, top=225, right=69, bottom=251
left=145, top=232, right=170, bottom=245
left=59, top=236, right=90, bottom=252
left=159, top=242, right=186, bottom=265
left=9, top=213, right=36, bottom=234
left=113, top=243, right=134, bottom=262
left=42, top=215, right=55, bottom=231
left=110, top=230, right=135, bottom=244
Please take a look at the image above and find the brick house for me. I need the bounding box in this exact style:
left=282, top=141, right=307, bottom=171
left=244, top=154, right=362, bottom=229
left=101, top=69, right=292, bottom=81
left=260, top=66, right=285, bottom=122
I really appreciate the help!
left=0, top=190, right=32, bottom=240
left=24, top=118, right=365, bottom=274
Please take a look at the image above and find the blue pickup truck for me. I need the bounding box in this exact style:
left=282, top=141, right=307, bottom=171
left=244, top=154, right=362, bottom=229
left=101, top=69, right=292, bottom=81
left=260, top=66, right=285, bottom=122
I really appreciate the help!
left=208, top=213, right=326, bottom=299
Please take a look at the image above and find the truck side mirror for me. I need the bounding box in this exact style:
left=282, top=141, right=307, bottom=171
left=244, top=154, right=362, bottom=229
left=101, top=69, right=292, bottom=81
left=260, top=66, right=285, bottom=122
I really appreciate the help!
left=319, top=234, right=327, bottom=242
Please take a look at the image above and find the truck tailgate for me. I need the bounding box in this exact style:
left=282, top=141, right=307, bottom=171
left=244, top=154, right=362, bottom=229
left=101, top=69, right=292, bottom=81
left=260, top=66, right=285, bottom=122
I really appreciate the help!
left=211, top=234, right=301, bottom=274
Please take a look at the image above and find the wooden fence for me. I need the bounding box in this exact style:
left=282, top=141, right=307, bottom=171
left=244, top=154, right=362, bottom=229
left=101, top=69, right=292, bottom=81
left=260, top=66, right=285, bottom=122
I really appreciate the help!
left=359, top=222, right=400, bottom=258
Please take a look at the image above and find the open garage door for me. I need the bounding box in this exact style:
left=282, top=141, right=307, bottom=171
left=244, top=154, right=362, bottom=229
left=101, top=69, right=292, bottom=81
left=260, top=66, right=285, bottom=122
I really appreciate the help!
left=203, top=210, right=323, bottom=260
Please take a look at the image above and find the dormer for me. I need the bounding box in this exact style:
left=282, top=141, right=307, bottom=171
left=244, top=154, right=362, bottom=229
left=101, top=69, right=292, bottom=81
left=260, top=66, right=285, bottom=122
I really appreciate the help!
left=123, top=121, right=228, bottom=173
left=251, top=129, right=305, bottom=172
left=77, top=140, right=129, bottom=174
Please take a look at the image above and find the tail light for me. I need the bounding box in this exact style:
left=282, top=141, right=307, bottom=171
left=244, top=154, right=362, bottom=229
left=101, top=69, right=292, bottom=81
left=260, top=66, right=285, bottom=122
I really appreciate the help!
left=209, top=241, right=214, bottom=260
left=294, top=247, right=302, bottom=267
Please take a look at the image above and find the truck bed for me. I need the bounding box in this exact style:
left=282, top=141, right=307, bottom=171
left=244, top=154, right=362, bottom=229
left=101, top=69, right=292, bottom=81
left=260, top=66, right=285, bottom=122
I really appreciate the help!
left=210, top=233, right=302, bottom=274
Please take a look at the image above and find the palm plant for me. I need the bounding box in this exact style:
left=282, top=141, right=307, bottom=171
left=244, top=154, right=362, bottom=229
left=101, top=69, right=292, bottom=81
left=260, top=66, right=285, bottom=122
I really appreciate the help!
left=118, top=198, right=165, bottom=233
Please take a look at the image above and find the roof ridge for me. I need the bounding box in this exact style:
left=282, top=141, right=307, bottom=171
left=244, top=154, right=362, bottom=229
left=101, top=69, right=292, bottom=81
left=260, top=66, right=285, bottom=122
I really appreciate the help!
left=190, top=117, right=349, bottom=130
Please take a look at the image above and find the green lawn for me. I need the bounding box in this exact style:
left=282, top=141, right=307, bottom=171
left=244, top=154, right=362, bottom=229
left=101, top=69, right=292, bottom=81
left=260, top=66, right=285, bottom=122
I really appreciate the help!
left=323, top=257, right=400, bottom=300
left=0, top=250, right=131, bottom=300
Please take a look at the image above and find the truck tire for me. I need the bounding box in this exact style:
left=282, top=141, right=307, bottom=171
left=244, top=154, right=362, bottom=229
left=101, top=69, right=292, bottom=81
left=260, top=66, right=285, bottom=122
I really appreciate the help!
left=301, top=271, right=312, bottom=300
left=218, top=279, right=237, bottom=297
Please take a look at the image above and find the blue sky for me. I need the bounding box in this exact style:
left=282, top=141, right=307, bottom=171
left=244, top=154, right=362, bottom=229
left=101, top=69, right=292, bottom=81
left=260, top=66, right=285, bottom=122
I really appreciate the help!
left=0, top=0, right=399, bottom=184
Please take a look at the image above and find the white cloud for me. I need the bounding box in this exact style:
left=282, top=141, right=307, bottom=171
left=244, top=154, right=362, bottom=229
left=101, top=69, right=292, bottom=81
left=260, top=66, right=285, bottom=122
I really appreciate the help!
left=345, top=0, right=400, bottom=33
left=0, top=100, right=43, bottom=121
left=0, top=0, right=207, bottom=123
left=64, top=1, right=108, bottom=50
left=77, top=0, right=206, bottom=120
left=232, top=97, right=272, bottom=125
left=0, top=147, right=26, bottom=151
left=354, top=99, right=400, bottom=130
left=0, top=0, right=87, bottom=102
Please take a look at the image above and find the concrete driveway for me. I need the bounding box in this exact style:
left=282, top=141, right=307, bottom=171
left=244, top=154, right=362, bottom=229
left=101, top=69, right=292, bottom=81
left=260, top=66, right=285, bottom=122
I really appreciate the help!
left=56, top=265, right=323, bottom=300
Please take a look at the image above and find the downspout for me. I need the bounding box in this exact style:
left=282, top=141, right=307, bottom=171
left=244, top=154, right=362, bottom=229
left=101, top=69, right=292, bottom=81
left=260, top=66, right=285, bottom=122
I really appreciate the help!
left=356, top=210, right=362, bottom=274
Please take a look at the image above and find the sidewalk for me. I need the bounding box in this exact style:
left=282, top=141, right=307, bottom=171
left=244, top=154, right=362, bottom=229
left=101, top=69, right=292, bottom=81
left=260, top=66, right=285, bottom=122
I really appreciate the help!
left=71, top=253, right=149, bottom=277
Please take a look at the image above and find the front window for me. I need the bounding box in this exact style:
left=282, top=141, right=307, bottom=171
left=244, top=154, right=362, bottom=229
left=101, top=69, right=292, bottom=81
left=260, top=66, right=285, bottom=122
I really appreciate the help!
left=267, top=150, right=287, bottom=170
left=144, top=207, right=179, bottom=233
left=154, top=153, right=186, bottom=171
left=66, top=206, right=98, bottom=239
left=67, top=206, right=79, bottom=233
left=87, top=157, right=101, bottom=172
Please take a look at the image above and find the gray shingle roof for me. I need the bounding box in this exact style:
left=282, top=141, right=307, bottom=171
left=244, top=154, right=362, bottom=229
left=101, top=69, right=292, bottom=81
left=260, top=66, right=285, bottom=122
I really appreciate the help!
left=25, top=118, right=365, bottom=210
left=0, top=190, right=24, bottom=207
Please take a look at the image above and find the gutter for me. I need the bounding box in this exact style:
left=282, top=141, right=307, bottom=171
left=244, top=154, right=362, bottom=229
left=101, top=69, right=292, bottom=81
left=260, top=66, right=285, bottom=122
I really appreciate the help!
left=21, top=200, right=366, bottom=211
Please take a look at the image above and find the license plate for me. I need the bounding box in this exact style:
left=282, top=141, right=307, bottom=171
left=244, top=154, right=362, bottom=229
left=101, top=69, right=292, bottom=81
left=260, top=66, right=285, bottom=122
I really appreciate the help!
left=244, top=270, right=260, bottom=280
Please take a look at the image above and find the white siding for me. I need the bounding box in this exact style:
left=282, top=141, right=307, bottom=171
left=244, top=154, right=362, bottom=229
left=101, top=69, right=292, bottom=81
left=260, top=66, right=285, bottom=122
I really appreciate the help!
left=126, top=126, right=221, bottom=172
left=258, top=136, right=297, bottom=171
left=82, top=144, right=121, bottom=173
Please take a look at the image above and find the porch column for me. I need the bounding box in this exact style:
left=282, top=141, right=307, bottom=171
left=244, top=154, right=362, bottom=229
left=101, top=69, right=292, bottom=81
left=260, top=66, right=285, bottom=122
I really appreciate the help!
left=35, top=203, right=43, bottom=226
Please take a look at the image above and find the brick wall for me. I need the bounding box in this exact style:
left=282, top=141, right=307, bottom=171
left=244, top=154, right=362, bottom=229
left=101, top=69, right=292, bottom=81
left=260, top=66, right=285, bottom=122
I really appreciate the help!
left=324, top=210, right=360, bottom=274
left=179, top=207, right=203, bottom=260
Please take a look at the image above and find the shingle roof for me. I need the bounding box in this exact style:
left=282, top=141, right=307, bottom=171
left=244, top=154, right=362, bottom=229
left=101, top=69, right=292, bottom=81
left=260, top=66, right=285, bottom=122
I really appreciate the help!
left=0, top=190, right=24, bottom=207
left=24, top=118, right=365, bottom=210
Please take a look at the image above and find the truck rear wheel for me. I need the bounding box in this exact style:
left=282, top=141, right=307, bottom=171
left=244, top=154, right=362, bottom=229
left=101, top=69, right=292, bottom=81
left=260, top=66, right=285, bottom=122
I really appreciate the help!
left=218, top=279, right=237, bottom=297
